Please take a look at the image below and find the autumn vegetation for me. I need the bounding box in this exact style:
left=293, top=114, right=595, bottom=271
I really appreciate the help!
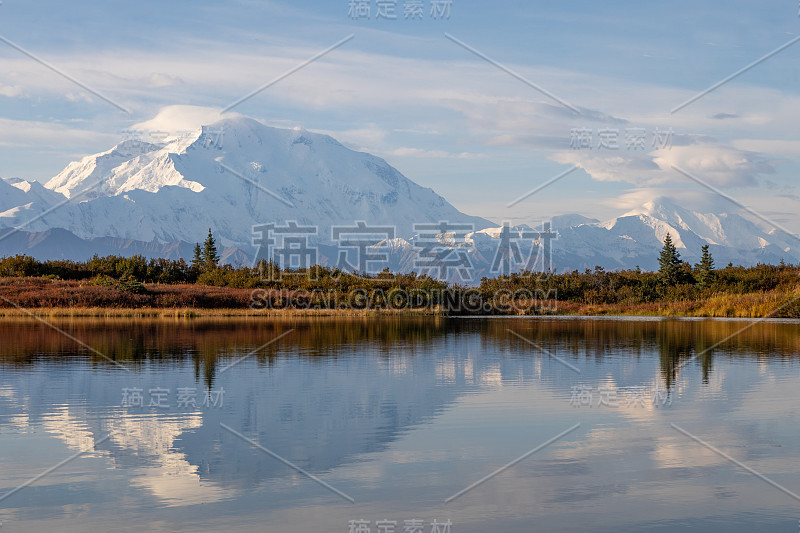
left=0, top=231, right=798, bottom=317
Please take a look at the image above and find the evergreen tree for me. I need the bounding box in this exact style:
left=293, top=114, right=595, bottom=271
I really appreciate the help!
left=695, top=244, right=715, bottom=288
left=256, top=258, right=280, bottom=282
left=657, top=233, right=683, bottom=285
left=191, top=243, right=203, bottom=271
left=202, top=228, right=220, bottom=269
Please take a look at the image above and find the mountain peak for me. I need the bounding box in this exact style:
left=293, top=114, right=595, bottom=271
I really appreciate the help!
left=622, top=196, right=687, bottom=219
left=4, top=111, right=796, bottom=271
left=10, top=113, right=492, bottom=245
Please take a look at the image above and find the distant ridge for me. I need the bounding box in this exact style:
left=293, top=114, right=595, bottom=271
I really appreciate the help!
left=0, top=116, right=797, bottom=275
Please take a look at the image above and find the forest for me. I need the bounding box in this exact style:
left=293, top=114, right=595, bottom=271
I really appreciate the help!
left=0, top=232, right=798, bottom=317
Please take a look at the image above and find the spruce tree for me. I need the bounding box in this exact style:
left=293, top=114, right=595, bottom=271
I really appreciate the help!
left=695, top=244, right=715, bottom=288
left=191, top=243, right=203, bottom=271
left=202, top=228, right=220, bottom=269
left=657, top=233, right=682, bottom=285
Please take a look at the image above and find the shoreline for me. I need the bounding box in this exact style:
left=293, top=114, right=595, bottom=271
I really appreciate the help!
left=0, top=302, right=797, bottom=319
left=1, top=277, right=798, bottom=319
left=0, top=307, right=442, bottom=319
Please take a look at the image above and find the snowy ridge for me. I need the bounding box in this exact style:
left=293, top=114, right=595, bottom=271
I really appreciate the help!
left=0, top=115, right=797, bottom=274
left=2, top=116, right=492, bottom=248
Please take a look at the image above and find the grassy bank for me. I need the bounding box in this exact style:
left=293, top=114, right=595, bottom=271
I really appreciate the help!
left=2, top=252, right=800, bottom=319
left=0, top=278, right=443, bottom=317
left=1, top=277, right=799, bottom=318
left=534, top=289, right=800, bottom=318
left=0, top=307, right=435, bottom=318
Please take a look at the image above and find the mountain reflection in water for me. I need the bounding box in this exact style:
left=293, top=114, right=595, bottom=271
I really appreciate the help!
left=0, top=316, right=798, bottom=532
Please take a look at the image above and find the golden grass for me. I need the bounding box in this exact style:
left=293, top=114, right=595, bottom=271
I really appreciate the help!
left=1, top=276, right=798, bottom=319
left=0, top=306, right=444, bottom=319
left=548, top=289, right=800, bottom=318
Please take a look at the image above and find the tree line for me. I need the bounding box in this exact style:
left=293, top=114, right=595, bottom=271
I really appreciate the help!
left=0, top=230, right=797, bottom=306
left=479, top=233, right=798, bottom=305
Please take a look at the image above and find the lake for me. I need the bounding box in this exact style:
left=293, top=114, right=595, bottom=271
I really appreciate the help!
left=0, top=316, right=798, bottom=532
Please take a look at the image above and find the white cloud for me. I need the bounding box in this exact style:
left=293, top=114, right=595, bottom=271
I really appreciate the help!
left=143, top=73, right=184, bottom=88
left=0, top=42, right=797, bottom=166
left=550, top=151, right=662, bottom=184
left=652, top=144, right=774, bottom=187
left=386, top=147, right=487, bottom=159
left=548, top=142, right=775, bottom=189
left=0, top=118, right=116, bottom=149
left=313, top=124, right=389, bottom=151
left=0, top=84, right=26, bottom=98
left=64, top=91, right=94, bottom=104
left=609, top=188, right=734, bottom=213
left=731, top=139, right=800, bottom=157
left=0, top=34, right=798, bottom=227
left=130, top=105, right=231, bottom=133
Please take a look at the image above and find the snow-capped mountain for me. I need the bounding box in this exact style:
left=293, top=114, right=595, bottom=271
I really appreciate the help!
left=1, top=116, right=492, bottom=251
left=559, top=197, right=799, bottom=271
left=0, top=115, right=797, bottom=276
left=367, top=197, right=800, bottom=282
left=0, top=177, right=64, bottom=220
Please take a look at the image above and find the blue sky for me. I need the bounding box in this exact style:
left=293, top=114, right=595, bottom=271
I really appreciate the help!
left=0, top=0, right=798, bottom=230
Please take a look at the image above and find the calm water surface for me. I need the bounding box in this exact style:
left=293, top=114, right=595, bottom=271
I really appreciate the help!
left=0, top=316, right=798, bottom=532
